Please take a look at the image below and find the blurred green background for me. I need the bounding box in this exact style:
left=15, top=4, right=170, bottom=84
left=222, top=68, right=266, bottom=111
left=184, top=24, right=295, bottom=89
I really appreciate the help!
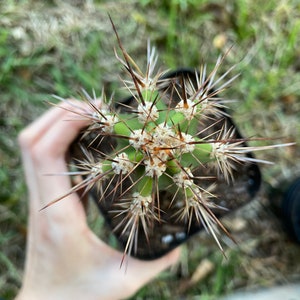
left=0, top=0, right=299, bottom=299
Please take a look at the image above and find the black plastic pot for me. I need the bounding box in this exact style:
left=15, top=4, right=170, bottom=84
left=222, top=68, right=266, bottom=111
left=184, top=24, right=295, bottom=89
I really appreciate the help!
left=71, top=69, right=262, bottom=260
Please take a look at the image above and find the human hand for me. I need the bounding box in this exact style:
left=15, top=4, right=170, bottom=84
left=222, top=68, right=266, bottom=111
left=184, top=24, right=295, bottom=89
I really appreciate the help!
left=16, top=101, right=180, bottom=300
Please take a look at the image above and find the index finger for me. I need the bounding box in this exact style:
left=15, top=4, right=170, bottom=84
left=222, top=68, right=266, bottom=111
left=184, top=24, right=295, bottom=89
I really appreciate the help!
left=19, top=101, right=97, bottom=224
left=19, top=101, right=94, bottom=160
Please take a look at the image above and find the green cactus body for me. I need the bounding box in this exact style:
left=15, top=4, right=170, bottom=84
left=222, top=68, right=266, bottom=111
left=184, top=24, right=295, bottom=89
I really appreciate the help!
left=95, top=83, right=216, bottom=205
left=58, top=33, right=292, bottom=261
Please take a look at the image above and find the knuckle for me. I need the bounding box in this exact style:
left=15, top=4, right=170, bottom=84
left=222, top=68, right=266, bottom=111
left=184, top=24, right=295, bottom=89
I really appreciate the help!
left=18, top=127, right=34, bottom=150
left=18, top=127, right=48, bottom=163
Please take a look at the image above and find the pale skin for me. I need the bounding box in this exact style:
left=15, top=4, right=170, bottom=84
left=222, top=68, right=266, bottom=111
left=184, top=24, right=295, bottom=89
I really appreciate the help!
left=16, top=101, right=180, bottom=300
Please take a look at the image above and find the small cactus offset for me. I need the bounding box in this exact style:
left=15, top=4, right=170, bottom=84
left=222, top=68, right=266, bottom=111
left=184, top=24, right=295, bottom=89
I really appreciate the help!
left=46, top=20, right=293, bottom=262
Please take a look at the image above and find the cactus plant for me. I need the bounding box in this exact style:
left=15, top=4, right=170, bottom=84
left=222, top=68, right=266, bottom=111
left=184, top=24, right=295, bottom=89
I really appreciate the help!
left=44, top=20, right=294, bottom=263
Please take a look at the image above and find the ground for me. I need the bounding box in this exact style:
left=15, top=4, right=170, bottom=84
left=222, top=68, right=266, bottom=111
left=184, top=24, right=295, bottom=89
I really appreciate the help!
left=0, top=1, right=299, bottom=299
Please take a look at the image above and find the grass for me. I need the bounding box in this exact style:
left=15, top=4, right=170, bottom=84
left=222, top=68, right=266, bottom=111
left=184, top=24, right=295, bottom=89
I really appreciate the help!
left=0, top=0, right=299, bottom=299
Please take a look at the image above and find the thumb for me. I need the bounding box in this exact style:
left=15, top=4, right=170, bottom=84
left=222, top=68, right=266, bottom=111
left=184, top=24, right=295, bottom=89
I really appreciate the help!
left=125, top=247, right=181, bottom=291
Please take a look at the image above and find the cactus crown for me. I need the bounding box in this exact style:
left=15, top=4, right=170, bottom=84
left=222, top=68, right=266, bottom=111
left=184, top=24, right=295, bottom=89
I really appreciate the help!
left=44, top=20, right=294, bottom=263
